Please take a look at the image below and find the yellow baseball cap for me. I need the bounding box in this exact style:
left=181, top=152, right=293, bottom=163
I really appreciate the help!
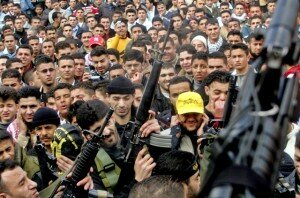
left=176, top=92, right=204, bottom=115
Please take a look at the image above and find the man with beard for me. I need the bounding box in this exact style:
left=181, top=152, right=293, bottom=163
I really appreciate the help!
left=248, top=32, right=264, bottom=64
left=106, top=76, right=161, bottom=141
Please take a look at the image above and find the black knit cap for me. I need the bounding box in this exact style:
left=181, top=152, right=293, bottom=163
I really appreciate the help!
left=32, top=107, right=60, bottom=129
left=107, top=76, right=135, bottom=95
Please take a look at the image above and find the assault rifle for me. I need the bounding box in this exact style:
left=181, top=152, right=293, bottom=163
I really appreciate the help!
left=34, top=136, right=58, bottom=189
left=39, top=108, right=114, bottom=198
left=124, top=21, right=174, bottom=163
left=199, top=0, right=300, bottom=197
left=60, top=108, right=114, bottom=197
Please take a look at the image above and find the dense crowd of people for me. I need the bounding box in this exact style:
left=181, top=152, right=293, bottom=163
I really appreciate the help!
left=0, top=0, right=298, bottom=197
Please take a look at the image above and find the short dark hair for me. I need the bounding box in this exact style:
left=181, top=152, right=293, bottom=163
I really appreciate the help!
left=1, top=69, right=22, bottom=82
left=90, top=46, right=107, bottom=57
left=35, top=55, right=53, bottom=68
left=6, top=58, right=22, bottom=69
left=227, top=30, right=243, bottom=40
left=108, top=64, right=124, bottom=72
left=70, top=82, right=95, bottom=96
left=178, top=44, right=197, bottom=55
left=55, top=41, right=71, bottom=54
left=169, top=76, right=192, bottom=90
left=208, top=51, right=227, bottom=65
left=230, top=43, right=249, bottom=55
left=16, top=44, right=33, bottom=55
left=206, top=18, right=219, bottom=26
left=129, top=175, right=185, bottom=198
left=124, top=49, right=144, bottom=63
left=203, top=70, right=231, bottom=87
left=152, top=16, right=163, bottom=24
left=52, top=83, right=72, bottom=95
left=58, top=55, right=74, bottom=66
left=0, top=130, right=13, bottom=142
left=76, top=100, right=109, bottom=130
left=72, top=53, right=85, bottom=60
left=18, top=86, right=41, bottom=101
left=192, top=52, right=208, bottom=62
left=94, top=80, right=110, bottom=95
left=0, top=86, right=18, bottom=103
left=0, top=160, right=19, bottom=193
left=106, top=48, right=120, bottom=61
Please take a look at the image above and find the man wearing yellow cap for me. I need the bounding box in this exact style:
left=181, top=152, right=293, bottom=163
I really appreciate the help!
left=169, top=91, right=208, bottom=155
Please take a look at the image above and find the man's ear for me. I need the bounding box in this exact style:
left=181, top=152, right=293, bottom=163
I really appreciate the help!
left=204, top=86, right=209, bottom=95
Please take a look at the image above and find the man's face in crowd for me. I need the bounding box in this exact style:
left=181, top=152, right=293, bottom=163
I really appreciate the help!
left=31, top=19, right=41, bottom=28
left=89, top=117, right=119, bottom=148
left=4, top=35, right=16, bottom=52
left=68, top=16, right=77, bottom=27
left=131, top=27, right=143, bottom=41
left=2, top=78, right=22, bottom=91
left=10, top=62, right=24, bottom=76
left=81, top=32, right=93, bottom=47
left=159, top=68, right=176, bottom=92
left=16, top=48, right=33, bottom=67
left=191, top=40, right=206, bottom=52
left=178, top=112, right=203, bottom=131
left=108, top=94, right=134, bottom=118
left=227, top=21, right=240, bottom=32
left=126, top=12, right=136, bottom=24
left=249, top=6, right=262, bottom=17
left=169, top=82, right=191, bottom=108
left=70, top=88, right=93, bottom=104
left=123, top=60, right=143, bottom=79
left=19, top=97, right=40, bottom=123
left=227, top=35, right=242, bottom=44
left=87, top=17, right=97, bottom=29
left=109, top=69, right=125, bottom=80
left=206, top=23, right=220, bottom=41
left=234, top=4, right=245, bottom=16
left=133, top=88, right=143, bottom=108
left=100, top=18, right=110, bottom=31
left=179, top=51, right=193, bottom=74
left=46, top=97, right=57, bottom=111
left=249, top=38, right=263, bottom=57
left=192, top=58, right=208, bottom=82
left=152, top=21, right=163, bottom=29
left=46, top=30, right=57, bottom=42
left=14, top=19, right=23, bottom=31
left=56, top=48, right=71, bottom=60
left=207, top=58, right=228, bottom=74
left=157, top=30, right=167, bottom=41
left=148, top=29, right=158, bottom=43
left=93, top=26, right=105, bottom=37
left=250, top=18, right=262, bottom=30
left=205, top=81, right=229, bottom=110
left=231, top=48, right=249, bottom=73
left=159, top=41, right=176, bottom=62
left=35, top=124, right=57, bottom=147
left=115, top=22, right=128, bottom=38
left=58, top=59, right=75, bottom=81
left=91, top=54, right=110, bottom=75
left=0, top=166, right=39, bottom=198
left=63, top=26, right=73, bottom=38
left=267, top=2, right=276, bottom=14
left=34, top=6, right=43, bottom=15
left=0, top=138, right=15, bottom=161
left=172, top=16, right=183, bottom=31
left=36, top=63, right=56, bottom=86
left=0, top=98, right=17, bottom=124
left=137, top=10, right=147, bottom=21
left=42, top=41, right=55, bottom=58
left=169, top=33, right=180, bottom=47
left=0, top=58, right=7, bottom=76
left=157, top=4, right=166, bottom=16
left=74, top=58, right=85, bottom=78
left=54, top=88, right=71, bottom=117
left=108, top=54, right=118, bottom=65
left=28, top=39, right=41, bottom=57
left=220, top=12, right=231, bottom=25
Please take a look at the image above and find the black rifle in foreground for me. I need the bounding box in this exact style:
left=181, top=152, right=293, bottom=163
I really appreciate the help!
left=124, top=21, right=174, bottom=163
left=39, top=108, right=114, bottom=198
left=199, top=0, right=300, bottom=197
left=34, top=136, right=58, bottom=189
left=60, top=108, right=114, bottom=197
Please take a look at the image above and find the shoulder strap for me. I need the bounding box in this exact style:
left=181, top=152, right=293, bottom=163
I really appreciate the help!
left=94, top=148, right=121, bottom=193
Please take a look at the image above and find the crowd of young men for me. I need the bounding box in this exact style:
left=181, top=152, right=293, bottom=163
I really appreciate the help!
left=0, top=0, right=298, bottom=197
